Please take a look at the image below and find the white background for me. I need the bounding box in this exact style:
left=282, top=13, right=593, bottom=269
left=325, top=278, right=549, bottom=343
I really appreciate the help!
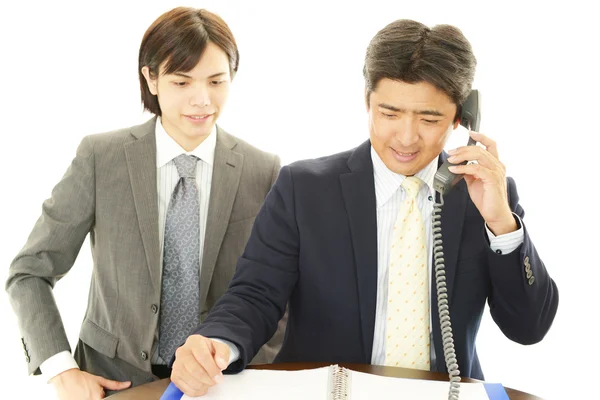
left=0, top=1, right=598, bottom=399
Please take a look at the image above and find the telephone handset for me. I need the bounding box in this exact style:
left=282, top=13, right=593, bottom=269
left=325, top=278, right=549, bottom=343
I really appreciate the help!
left=433, top=90, right=481, bottom=196
left=431, top=89, right=481, bottom=400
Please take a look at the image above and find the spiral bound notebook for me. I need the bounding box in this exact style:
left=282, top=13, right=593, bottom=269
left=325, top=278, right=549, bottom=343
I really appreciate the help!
left=160, top=365, right=509, bottom=400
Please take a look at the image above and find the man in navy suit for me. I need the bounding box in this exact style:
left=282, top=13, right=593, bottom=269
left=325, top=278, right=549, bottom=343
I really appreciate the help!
left=169, top=19, right=558, bottom=397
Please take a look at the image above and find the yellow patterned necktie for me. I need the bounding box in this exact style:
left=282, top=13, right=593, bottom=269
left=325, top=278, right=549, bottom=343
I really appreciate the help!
left=384, top=176, right=430, bottom=370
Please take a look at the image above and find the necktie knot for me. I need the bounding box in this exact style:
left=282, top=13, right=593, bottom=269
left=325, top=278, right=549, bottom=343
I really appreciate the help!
left=402, top=176, right=423, bottom=199
left=173, top=154, right=199, bottom=178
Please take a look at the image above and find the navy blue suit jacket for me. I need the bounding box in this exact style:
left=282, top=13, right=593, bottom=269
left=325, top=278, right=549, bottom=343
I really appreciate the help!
left=194, top=140, right=558, bottom=380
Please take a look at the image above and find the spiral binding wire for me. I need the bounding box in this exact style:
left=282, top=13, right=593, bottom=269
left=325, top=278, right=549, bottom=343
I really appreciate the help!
left=432, top=195, right=461, bottom=400
left=330, top=365, right=350, bottom=399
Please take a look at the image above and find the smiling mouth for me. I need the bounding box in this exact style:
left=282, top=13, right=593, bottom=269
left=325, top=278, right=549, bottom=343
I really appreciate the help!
left=392, top=149, right=418, bottom=156
left=186, top=114, right=212, bottom=120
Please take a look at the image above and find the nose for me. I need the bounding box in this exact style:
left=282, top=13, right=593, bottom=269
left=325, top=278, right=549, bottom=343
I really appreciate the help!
left=190, top=85, right=211, bottom=107
left=394, top=117, right=419, bottom=147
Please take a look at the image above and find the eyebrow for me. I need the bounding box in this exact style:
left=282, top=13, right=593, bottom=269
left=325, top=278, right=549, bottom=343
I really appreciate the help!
left=172, top=72, right=229, bottom=79
left=378, top=103, right=445, bottom=117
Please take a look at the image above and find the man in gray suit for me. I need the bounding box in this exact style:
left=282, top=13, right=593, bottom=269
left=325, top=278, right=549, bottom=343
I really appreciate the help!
left=5, top=7, right=285, bottom=400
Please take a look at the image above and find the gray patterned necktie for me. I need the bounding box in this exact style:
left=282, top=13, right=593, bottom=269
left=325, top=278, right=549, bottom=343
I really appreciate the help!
left=159, top=154, right=201, bottom=362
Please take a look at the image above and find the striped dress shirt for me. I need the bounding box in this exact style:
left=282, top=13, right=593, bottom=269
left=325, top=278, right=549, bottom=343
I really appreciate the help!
left=369, top=146, right=524, bottom=367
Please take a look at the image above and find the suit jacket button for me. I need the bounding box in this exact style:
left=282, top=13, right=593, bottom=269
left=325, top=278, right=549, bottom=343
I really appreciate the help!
left=151, top=304, right=158, bottom=314
left=526, top=270, right=533, bottom=279
left=525, top=264, right=531, bottom=272
left=528, top=276, right=535, bottom=285
left=524, top=256, right=530, bottom=264
left=141, top=351, right=148, bottom=361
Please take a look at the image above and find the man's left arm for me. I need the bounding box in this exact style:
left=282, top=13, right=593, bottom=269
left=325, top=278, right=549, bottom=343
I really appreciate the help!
left=447, top=131, right=559, bottom=345
left=485, top=177, right=559, bottom=344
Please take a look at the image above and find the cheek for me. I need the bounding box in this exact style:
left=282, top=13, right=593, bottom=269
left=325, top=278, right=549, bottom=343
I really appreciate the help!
left=162, top=93, right=189, bottom=113
left=156, top=85, right=176, bottom=109
left=423, top=127, right=451, bottom=151
left=212, top=87, right=230, bottom=107
left=371, top=118, right=396, bottom=143
left=216, top=87, right=229, bottom=106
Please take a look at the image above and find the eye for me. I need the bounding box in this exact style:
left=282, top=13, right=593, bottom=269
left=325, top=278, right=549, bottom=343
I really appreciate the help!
left=173, top=81, right=188, bottom=87
left=380, top=112, right=395, bottom=118
left=423, top=119, right=440, bottom=124
left=211, top=80, right=226, bottom=86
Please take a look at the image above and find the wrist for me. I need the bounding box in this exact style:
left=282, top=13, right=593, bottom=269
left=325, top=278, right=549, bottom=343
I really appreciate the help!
left=486, top=212, right=517, bottom=236
left=49, top=368, right=80, bottom=385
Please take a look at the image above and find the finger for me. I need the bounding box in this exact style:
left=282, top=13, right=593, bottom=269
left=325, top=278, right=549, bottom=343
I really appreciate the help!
left=447, top=145, right=499, bottom=170
left=172, top=352, right=215, bottom=390
left=448, top=163, right=498, bottom=183
left=469, top=131, right=499, bottom=159
left=182, top=354, right=219, bottom=387
left=97, top=375, right=132, bottom=391
left=190, top=340, right=224, bottom=381
left=171, top=369, right=210, bottom=397
left=211, top=339, right=231, bottom=371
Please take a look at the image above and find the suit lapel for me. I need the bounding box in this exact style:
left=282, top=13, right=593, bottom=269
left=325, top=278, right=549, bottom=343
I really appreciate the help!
left=339, top=140, right=378, bottom=362
left=199, top=127, right=244, bottom=308
left=431, top=151, right=468, bottom=372
left=124, top=118, right=160, bottom=291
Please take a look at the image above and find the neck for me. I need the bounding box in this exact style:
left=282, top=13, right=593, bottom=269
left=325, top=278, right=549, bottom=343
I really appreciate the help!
left=161, top=119, right=213, bottom=152
left=171, top=134, right=208, bottom=152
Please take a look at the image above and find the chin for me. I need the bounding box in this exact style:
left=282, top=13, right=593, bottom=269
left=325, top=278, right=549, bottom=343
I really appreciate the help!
left=188, top=127, right=213, bottom=137
left=385, top=159, right=417, bottom=176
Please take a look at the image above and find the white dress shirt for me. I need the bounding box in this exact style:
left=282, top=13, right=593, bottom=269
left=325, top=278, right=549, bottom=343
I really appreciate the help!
left=41, top=119, right=217, bottom=380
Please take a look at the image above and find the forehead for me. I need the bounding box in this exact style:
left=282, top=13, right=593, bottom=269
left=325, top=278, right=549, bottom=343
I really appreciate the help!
left=160, top=42, right=230, bottom=77
left=373, top=79, right=455, bottom=108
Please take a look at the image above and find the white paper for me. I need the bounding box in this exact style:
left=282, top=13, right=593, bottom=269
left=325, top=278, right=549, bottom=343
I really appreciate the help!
left=350, top=369, right=492, bottom=400
left=182, top=366, right=331, bottom=400
left=181, top=366, right=497, bottom=400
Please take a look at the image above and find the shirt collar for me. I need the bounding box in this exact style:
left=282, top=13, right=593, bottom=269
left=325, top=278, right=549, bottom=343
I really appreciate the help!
left=371, top=146, right=438, bottom=207
left=155, top=117, right=217, bottom=168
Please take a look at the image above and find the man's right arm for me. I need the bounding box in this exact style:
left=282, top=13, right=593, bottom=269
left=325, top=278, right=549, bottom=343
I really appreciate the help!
left=40, top=351, right=80, bottom=381
left=5, top=135, right=96, bottom=375
left=170, top=165, right=302, bottom=396
left=194, top=164, right=300, bottom=370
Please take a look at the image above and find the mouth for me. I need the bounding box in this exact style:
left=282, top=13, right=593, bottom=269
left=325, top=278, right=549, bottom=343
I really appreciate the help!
left=390, top=148, right=419, bottom=162
left=184, top=114, right=213, bottom=122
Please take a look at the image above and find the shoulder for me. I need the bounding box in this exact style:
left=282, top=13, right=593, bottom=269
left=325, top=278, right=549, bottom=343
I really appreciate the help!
left=285, top=148, right=355, bottom=180
left=218, top=127, right=278, bottom=169
left=81, top=118, right=155, bottom=151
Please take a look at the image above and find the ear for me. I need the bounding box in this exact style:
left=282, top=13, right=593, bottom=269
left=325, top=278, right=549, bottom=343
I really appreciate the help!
left=141, top=66, right=158, bottom=95
left=453, top=119, right=460, bottom=130
left=364, top=87, right=370, bottom=112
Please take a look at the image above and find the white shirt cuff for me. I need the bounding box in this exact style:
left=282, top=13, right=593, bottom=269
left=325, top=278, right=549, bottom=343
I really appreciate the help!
left=210, top=338, right=241, bottom=366
left=39, top=351, right=79, bottom=383
left=485, top=213, right=524, bottom=255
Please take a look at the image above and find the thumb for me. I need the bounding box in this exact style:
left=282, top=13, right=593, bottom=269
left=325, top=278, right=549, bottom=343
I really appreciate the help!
left=210, top=339, right=231, bottom=370
left=97, top=376, right=132, bottom=391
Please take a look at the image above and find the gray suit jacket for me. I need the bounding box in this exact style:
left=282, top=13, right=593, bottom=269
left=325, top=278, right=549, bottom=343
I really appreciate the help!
left=6, top=117, right=286, bottom=380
